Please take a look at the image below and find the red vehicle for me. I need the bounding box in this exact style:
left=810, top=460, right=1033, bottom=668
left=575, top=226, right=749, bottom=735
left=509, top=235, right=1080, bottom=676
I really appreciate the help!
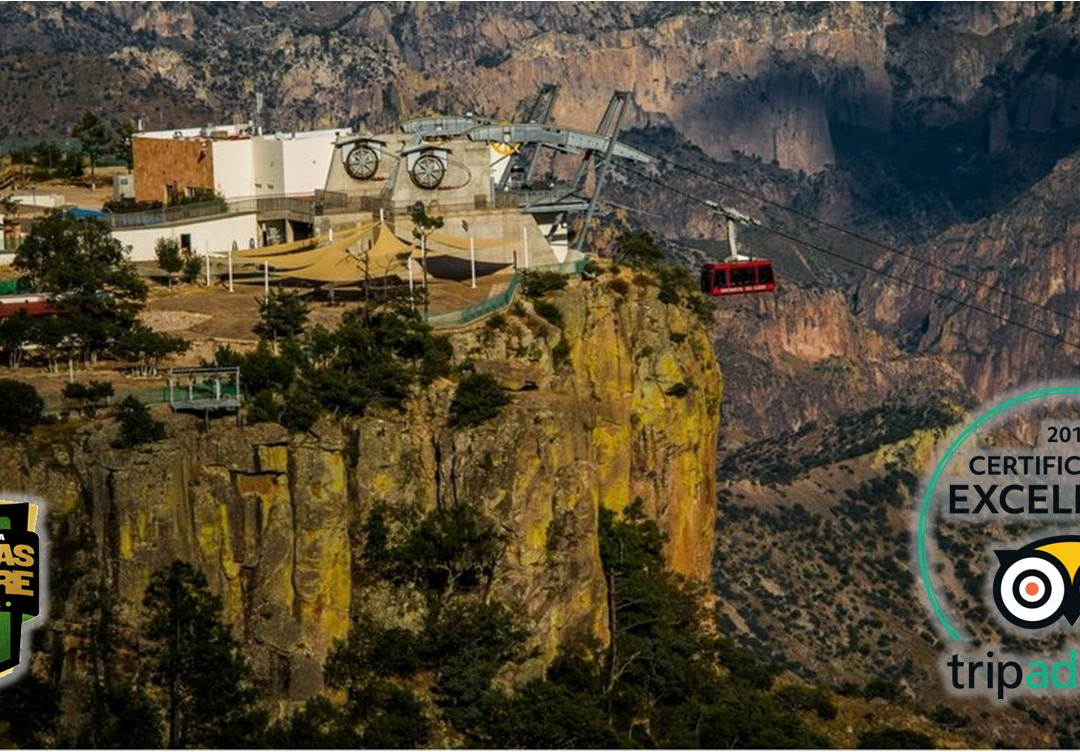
left=0, top=293, right=56, bottom=319
left=699, top=259, right=775, bottom=296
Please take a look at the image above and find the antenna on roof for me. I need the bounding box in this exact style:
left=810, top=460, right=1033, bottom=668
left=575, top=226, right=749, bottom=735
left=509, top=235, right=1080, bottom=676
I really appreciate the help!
left=254, top=92, right=264, bottom=136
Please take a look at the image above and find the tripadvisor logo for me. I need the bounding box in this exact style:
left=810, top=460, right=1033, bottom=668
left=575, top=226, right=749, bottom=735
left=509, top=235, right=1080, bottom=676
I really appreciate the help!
left=0, top=499, right=43, bottom=686
left=916, top=386, right=1080, bottom=701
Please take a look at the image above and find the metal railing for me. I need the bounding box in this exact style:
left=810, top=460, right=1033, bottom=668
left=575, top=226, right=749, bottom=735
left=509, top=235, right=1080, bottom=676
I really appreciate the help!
left=424, top=274, right=520, bottom=330
left=315, top=190, right=392, bottom=216
left=41, top=384, right=173, bottom=415
left=109, top=200, right=234, bottom=228
left=108, top=194, right=319, bottom=229
left=423, top=256, right=588, bottom=330
left=105, top=187, right=582, bottom=230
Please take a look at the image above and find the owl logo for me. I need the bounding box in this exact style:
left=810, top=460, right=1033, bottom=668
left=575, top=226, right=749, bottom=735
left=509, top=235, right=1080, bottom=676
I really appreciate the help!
left=993, top=535, right=1080, bottom=630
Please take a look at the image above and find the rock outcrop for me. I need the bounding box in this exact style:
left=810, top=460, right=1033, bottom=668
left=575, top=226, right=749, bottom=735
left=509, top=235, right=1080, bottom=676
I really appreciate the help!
left=0, top=3, right=1067, bottom=175
left=0, top=276, right=721, bottom=707
left=710, top=285, right=963, bottom=437
left=856, top=148, right=1080, bottom=402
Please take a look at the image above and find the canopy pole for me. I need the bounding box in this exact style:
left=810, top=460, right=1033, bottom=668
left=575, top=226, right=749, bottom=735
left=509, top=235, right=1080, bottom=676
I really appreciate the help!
left=227, top=243, right=234, bottom=293
left=407, top=257, right=415, bottom=302
left=421, top=234, right=428, bottom=290
left=204, top=241, right=211, bottom=286
left=470, top=236, right=476, bottom=289
left=263, top=262, right=269, bottom=300
left=379, top=208, right=385, bottom=222
left=522, top=226, right=529, bottom=269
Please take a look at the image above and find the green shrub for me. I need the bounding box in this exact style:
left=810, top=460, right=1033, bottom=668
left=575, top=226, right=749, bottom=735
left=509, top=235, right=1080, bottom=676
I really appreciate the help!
left=862, top=676, right=902, bottom=701
left=280, top=387, right=323, bottom=432
left=180, top=251, right=202, bottom=284
left=665, top=381, right=691, bottom=397
left=449, top=373, right=510, bottom=428
left=552, top=337, right=570, bottom=366
left=256, top=290, right=310, bottom=342
left=154, top=238, right=183, bottom=287
left=485, top=313, right=506, bottom=330
left=774, top=685, right=837, bottom=720
left=614, top=230, right=664, bottom=267
left=0, top=379, right=44, bottom=436
left=532, top=299, right=562, bottom=326
left=686, top=292, right=715, bottom=324
left=420, top=336, right=453, bottom=385
left=245, top=390, right=279, bottom=425
left=114, top=323, right=189, bottom=376
left=112, top=396, right=165, bottom=448
left=521, top=271, right=567, bottom=297
left=63, top=380, right=114, bottom=416
left=658, top=284, right=680, bottom=304
left=929, top=704, right=968, bottom=730
left=63, top=380, right=114, bottom=403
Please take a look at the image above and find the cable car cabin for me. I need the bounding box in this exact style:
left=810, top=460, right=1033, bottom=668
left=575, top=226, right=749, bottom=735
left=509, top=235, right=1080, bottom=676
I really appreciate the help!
left=700, top=260, right=775, bottom=297
left=0, top=293, right=56, bottom=319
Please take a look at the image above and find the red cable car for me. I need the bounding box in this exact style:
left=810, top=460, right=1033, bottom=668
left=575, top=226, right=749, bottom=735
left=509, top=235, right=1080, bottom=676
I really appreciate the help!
left=699, top=201, right=775, bottom=297
left=700, top=259, right=775, bottom=296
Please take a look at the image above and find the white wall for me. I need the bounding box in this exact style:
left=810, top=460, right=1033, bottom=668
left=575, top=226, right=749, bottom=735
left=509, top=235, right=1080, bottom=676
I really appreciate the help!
left=211, top=140, right=255, bottom=201
left=251, top=138, right=283, bottom=196
left=280, top=134, right=337, bottom=195
left=11, top=193, right=65, bottom=208
left=114, top=213, right=259, bottom=262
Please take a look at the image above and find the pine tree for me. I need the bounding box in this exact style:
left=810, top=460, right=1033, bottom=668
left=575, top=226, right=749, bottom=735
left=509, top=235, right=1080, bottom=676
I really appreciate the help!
left=141, top=561, right=266, bottom=748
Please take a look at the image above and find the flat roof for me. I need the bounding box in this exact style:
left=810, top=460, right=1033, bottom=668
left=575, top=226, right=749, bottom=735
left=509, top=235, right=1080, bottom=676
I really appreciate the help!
left=137, top=123, right=253, bottom=140
left=136, top=124, right=349, bottom=142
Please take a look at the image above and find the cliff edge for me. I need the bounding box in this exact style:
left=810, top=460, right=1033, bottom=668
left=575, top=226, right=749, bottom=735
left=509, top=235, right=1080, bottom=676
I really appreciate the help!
left=0, top=271, right=722, bottom=706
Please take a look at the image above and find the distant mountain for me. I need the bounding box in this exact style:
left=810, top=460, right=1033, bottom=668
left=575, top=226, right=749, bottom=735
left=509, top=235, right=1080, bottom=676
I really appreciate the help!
left=8, top=2, right=1080, bottom=422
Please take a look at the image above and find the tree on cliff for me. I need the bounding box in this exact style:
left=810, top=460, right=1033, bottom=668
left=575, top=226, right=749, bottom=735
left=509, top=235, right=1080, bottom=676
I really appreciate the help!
left=71, top=111, right=111, bottom=178
left=141, top=561, right=267, bottom=748
left=154, top=237, right=184, bottom=288
left=14, top=214, right=147, bottom=365
left=256, top=290, right=309, bottom=343
left=470, top=500, right=831, bottom=748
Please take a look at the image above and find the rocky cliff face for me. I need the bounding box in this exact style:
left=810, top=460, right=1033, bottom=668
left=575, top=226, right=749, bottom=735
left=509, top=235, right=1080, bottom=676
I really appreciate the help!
left=0, top=276, right=720, bottom=707
left=0, top=2, right=1066, bottom=177
left=856, top=147, right=1080, bottom=403
left=707, top=285, right=962, bottom=437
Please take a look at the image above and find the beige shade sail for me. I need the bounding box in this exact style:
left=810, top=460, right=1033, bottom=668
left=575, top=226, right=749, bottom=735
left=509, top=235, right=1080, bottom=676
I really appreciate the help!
left=350, top=221, right=416, bottom=278
left=426, top=231, right=515, bottom=251
left=369, top=223, right=413, bottom=256
left=259, top=227, right=367, bottom=269
left=271, top=223, right=399, bottom=283
left=270, top=220, right=420, bottom=284
left=264, top=233, right=360, bottom=269
left=235, top=235, right=319, bottom=259
left=236, top=220, right=380, bottom=262
left=274, top=249, right=367, bottom=283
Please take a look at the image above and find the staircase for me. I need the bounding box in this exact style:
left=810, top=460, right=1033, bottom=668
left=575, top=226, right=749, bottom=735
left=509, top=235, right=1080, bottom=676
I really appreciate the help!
left=0, top=163, right=26, bottom=193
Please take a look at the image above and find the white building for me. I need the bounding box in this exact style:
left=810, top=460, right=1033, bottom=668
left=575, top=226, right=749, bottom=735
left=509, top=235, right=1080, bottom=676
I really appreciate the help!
left=133, top=123, right=349, bottom=203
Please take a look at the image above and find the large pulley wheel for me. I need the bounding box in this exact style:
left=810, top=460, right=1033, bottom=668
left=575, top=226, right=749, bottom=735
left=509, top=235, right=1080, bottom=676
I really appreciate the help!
left=345, top=144, right=379, bottom=180
left=410, top=153, right=446, bottom=189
